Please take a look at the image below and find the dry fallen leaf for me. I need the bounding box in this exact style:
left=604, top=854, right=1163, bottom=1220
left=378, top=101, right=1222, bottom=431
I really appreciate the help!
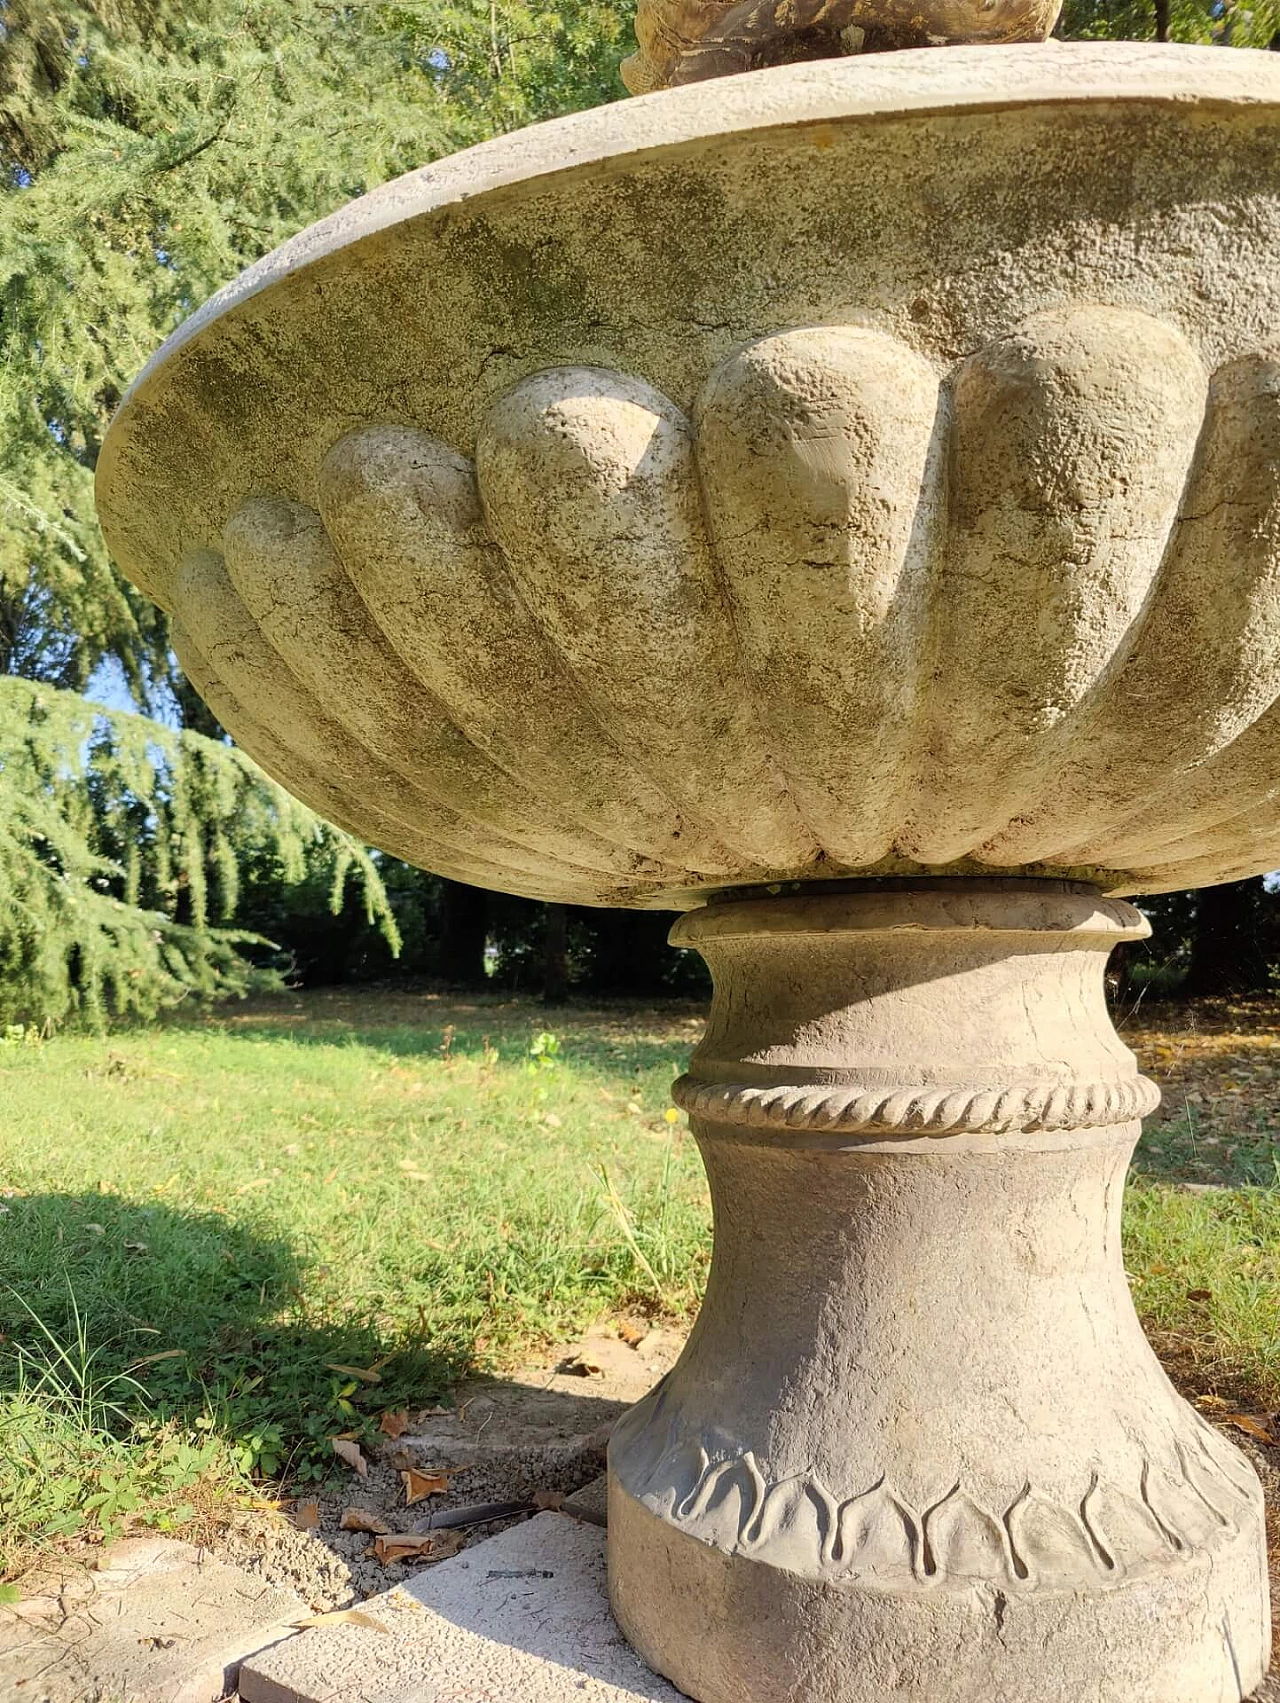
left=378, top=1409, right=410, bottom=1439
left=331, top=1438, right=368, bottom=1479
left=558, top=1357, right=604, bottom=1378
left=339, top=1508, right=390, bottom=1534
left=401, top=1467, right=451, bottom=1506
left=291, top=1609, right=388, bottom=1633
left=292, top=1500, right=321, bottom=1531
left=325, top=1363, right=383, bottom=1384
left=373, top=1531, right=464, bottom=1566
left=1186, top=1288, right=1213, bottom=1303
left=1222, top=1413, right=1278, bottom=1444
left=615, top=1320, right=647, bottom=1347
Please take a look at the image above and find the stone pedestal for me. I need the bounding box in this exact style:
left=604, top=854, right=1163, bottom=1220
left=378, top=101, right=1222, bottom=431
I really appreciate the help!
left=608, top=881, right=1269, bottom=1703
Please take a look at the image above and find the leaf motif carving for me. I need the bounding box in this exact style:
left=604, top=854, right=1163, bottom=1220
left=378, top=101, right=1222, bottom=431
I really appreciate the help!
left=1005, top=1484, right=1108, bottom=1587
left=617, top=1427, right=1253, bottom=1590
left=833, top=1479, right=919, bottom=1583
left=922, top=1487, right=1011, bottom=1582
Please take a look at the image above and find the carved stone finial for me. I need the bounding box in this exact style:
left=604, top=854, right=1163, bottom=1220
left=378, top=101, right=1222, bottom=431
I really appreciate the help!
left=621, top=0, right=1062, bottom=94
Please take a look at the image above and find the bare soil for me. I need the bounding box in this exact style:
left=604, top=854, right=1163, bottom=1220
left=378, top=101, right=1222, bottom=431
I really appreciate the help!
left=214, top=1322, right=683, bottom=1611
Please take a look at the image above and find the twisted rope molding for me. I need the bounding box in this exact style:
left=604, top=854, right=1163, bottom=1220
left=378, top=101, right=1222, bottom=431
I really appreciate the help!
left=671, top=1072, right=1162, bottom=1134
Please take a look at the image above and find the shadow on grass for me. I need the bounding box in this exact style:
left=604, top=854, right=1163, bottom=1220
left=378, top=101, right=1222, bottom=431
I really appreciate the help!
left=0, top=1189, right=656, bottom=1588
left=0, top=1191, right=465, bottom=1477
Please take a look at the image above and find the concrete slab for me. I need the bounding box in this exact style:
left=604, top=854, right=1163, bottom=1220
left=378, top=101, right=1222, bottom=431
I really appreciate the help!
left=0, top=1536, right=307, bottom=1703
left=236, top=1513, right=686, bottom=1703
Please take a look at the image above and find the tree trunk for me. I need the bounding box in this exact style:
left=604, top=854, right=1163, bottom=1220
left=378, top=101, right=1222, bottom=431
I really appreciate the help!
left=543, top=903, right=569, bottom=1005
left=1153, top=0, right=1170, bottom=40
left=438, top=879, right=488, bottom=987
left=1181, top=877, right=1267, bottom=998
left=590, top=909, right=674, bottom=996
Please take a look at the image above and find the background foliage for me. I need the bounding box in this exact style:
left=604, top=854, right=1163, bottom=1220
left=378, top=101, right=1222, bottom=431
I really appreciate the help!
left=0, top=674, right=396, bottom=1026
left=0, top=0, right=633, bottom=1020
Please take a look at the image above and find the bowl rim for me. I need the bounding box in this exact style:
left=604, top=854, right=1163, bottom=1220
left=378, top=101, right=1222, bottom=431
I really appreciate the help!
left=98, top=40, right=1280, bottom=441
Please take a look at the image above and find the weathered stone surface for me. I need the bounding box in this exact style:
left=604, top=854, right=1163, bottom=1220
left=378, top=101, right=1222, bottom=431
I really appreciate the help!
left=95, top=44, right=1280, bottom=907
left=0, top=1537, right=306, bottom=1703
left=608, top=883, right=1270, bottom=1702
left=564, top=1475, right=610, bottom=1525
left=236, top=1513, right=684, bottom=1703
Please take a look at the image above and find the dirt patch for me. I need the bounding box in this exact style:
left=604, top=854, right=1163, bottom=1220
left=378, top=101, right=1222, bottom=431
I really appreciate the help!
left=213, top=1322, right=682, bottom=1610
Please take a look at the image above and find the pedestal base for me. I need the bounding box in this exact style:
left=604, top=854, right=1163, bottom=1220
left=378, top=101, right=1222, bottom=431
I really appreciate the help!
left=610, top=1479, right=1264, bottom=1703
left=607, top=883, right=1269, bottom=1703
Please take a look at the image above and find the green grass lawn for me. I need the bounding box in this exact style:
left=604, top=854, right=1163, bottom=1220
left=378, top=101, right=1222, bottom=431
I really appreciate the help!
left=1, top=984, right=1278, bottom=1584
left=0, top=987, right=710, bottom=1580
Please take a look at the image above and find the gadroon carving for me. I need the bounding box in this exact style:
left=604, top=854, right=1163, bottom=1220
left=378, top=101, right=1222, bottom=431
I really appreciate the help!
left=171, top=308, right=1280, bottom=907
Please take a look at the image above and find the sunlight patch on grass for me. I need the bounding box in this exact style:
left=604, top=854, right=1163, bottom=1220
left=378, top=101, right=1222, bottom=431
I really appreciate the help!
left=1125, top=1178, right=1280, bottom=1406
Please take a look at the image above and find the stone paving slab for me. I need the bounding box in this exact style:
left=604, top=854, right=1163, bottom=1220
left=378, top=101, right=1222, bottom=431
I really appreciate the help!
left=236, top=1513, right=685, bottom=1703
left=0, top=1536, right=307, bottom=1703
left=235, top=1493, right=1280, bottom=1703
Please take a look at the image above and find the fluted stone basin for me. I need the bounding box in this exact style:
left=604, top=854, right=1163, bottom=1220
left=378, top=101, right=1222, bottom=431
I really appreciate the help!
left=99, top=41, right=1280, bottom=909
left=98, top=41, right=1280, bottom=1703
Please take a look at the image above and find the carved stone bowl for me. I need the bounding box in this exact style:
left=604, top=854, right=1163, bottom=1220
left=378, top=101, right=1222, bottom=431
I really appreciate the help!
left=96, top=43, right=1280, bottom=910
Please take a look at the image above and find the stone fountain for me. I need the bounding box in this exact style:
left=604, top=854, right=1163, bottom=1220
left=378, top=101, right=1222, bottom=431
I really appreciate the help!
left=96, top=11, right=1280, bottom=1698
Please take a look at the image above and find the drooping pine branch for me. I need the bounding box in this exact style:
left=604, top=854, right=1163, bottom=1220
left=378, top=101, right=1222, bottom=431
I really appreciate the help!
left=0, top=676, right=398, bottom=1027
